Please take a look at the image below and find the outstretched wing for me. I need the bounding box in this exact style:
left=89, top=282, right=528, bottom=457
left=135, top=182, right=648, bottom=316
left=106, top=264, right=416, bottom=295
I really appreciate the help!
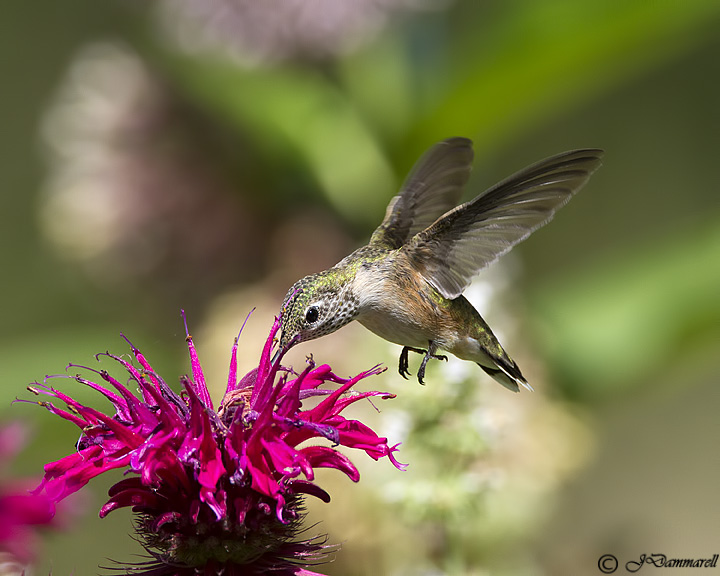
left=403, top=148, right=604, bottom=299
left=369, top=137, right=474, bottom=249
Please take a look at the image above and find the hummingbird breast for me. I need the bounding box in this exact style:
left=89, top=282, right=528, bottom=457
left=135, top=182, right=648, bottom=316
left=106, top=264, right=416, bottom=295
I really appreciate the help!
left=352, top=253, right=464, bottom=350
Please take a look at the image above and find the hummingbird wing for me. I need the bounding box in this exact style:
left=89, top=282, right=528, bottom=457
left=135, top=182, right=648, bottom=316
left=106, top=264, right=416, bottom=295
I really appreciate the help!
left=369, top=137, right=474, bottom=249
left=403, top=148, right=604, bottom=299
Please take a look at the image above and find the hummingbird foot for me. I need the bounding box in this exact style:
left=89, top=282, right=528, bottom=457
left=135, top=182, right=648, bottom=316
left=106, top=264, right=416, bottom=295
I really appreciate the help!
left=398, top=344, right=447, bottom=383
left=399, top=346, right=426, bottom=379
left=416, top=341, right=447, bottom=385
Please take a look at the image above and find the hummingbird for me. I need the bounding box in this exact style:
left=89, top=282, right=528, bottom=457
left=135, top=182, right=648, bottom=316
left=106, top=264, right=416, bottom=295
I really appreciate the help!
left=277, top=138, right=603, bottom=391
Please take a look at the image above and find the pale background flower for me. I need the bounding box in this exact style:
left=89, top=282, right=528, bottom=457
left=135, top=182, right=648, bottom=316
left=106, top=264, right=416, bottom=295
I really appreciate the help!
left=157, top=0, right=446, bottom=65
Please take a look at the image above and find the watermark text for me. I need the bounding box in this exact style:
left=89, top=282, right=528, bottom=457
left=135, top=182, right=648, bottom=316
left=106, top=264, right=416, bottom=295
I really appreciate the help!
left=598, top=553, right=719, bottom=573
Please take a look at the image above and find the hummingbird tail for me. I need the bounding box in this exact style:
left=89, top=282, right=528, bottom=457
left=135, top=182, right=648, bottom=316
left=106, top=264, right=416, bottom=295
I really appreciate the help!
left=477, top=361, right=533, bottom=393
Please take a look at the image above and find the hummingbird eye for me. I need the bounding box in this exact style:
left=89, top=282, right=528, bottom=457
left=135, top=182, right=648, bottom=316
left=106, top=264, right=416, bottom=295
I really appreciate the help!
left=305, top=306, right=320, bottom=324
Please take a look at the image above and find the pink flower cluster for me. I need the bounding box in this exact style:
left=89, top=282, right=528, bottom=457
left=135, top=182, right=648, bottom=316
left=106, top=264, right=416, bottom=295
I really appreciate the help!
left=26, top=316, right=403, bottom=573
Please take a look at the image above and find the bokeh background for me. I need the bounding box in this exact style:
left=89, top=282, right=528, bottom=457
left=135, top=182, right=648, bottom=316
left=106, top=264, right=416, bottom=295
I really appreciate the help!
left=1, top=1, right=719, bottom=574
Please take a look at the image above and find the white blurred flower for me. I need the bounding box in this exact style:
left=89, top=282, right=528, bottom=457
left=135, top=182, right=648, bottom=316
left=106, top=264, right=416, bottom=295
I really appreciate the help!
left=157, top=0, right=448, bottom=65
left=362, top=263, right=593, bottom=572
left=39, top=42, right=263, bottom=303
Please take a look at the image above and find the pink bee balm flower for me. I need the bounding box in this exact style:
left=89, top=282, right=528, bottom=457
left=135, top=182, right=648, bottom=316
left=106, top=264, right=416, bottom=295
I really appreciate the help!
left=25, top=314, right=404, bottom=574
left=0, top=423, right=55, bottom=568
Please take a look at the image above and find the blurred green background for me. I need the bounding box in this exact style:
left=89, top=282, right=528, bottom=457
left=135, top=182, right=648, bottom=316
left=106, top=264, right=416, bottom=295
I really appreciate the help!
left=1, top=1, right=718, bottom=574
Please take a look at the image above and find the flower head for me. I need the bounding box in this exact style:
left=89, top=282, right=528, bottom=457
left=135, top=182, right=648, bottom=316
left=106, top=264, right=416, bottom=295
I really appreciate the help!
left=25, top=315, right=404, bottom=573
left=0, top=422, right=55, bottom=570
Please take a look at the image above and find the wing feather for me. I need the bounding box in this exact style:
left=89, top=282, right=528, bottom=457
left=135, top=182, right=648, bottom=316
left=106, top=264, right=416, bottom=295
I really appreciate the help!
left=369, top=137, right=474, bottom=249
left=403, top=149, right=604, bottom=299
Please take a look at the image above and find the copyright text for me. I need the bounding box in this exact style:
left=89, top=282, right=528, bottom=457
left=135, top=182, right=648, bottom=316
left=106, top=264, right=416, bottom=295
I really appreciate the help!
left=598, top=553, right=719, bottom=573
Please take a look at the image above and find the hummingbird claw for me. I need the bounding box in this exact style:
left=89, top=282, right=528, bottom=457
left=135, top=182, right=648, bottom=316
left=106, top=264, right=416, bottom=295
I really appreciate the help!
left=398, top=346, right=413, bottom=379
left=416, top=341, right=444, bottom=385
left=397, top=345, right=446, bottom=384
left=398, top=346, right=430, bottom=380
left=416, top=360, right=428, bottom=385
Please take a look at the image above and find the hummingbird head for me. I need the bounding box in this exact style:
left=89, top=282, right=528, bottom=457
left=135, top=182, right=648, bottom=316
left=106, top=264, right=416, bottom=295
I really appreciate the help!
left=278, top=270, right=360, bottom=350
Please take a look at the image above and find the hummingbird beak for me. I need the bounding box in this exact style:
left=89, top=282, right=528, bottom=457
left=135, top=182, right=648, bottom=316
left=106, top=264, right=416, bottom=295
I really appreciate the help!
left=271, top=348, right=281, bottom=366
left=272, top=330, right=289, bottom=366
left=272, top=332, right=299, bottom=366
